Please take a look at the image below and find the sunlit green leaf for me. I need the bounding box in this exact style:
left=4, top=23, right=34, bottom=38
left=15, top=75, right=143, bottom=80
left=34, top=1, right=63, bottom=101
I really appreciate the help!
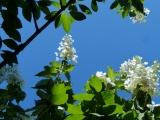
left=67, top=104, right=84, bottom=114
left=108, top=66, right=115, bottom=80
left=51, top=83, right=66, bottom=94
left=50, top=93, right=68, bottom=105
left=89, top=75, right=102, bottom=92
left=63, top=64, right=74, bottom=73
left=101, top=91, right=115, bottom=104
left=52, top=1, right=61, bottom=8
left=73, top=93, right=94, bottom=101
left=61, top=12, right=71, bottom=33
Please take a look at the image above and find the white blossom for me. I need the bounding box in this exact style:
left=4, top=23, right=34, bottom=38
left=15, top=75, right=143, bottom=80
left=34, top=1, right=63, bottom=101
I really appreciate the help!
left=0, top=64, right=25, bottom=88
left=55, top=34, right=78, bottom=63
left=120, top=56, right=160, bottom=96
left=96, top=71, right=115, bottom=87
left=130, top=8, right=150, bottom=24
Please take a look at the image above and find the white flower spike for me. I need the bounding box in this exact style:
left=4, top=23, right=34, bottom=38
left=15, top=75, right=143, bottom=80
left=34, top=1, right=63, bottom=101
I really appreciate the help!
left=55, top=34, right=78, bottom=63
left=120, top=56, right=160, bottom=96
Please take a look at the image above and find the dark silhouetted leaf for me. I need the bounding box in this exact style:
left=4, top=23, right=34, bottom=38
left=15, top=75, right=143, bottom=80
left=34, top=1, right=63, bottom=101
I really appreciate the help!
left=22, top=3, right=32, bottom=22
left=1, top=50, right=18, bottom=66
left=79, top=4, right=92, bottom=14
left=91, top=0, right=98, bottom=12
left=3, top=39, right=18, bottom=50
left=110, top=0, right=119, bottom=9
left=3, top=28, right=21, bottom=42
left=70, top=11, right=86, bottom=21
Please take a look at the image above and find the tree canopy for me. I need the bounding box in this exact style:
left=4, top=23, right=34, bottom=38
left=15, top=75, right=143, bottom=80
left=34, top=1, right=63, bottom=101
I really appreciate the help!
left=1, top=0, right=160, bottom=120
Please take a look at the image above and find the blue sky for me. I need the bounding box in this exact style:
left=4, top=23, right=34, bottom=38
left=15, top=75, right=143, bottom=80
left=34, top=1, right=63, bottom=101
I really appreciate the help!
left=6, top=0, right=160, bottom=109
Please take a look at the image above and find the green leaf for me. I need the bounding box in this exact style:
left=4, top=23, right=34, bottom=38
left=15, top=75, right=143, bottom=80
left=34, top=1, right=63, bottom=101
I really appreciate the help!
left=67, top=104, right=84, bottom=114
left=55, top=14, right=62, bottom=28
left=79, top=4, right=92, bottom=14
left=70, top=11, right=86, bottom=21
left=73, top=93, right=94, bottom=101
left=61, top=12, right=71, bottom=33
left=91, top=0, right=98, bottom=12
left=44, top=66, right=58, bottom=73
left=110, top=0, right=119, bottom=9
left=50, top=93, right=68, bottom=105
left=63, top=64, right=74, bottom=73
left=65, top=114, right=86, bottom=120
left=37, top=1, right=52, bottom=6
left=22, top=3, right=32, bottom=22
left=15, top=91, right=26, bottom=103
left=108, top=66, right=115, bottom=80
left=122, top=110, right=137, bottom=120
left=89, top=75, right=102, bottom=92
left=39, top=6, right=50, bottom=15
left=36, top=90, right=51, bottom=100
left=35, top=70, right=55, bottom=78
left=11, top=104, right=25, bottom=114
left=3, top=28, right=21, bottom=42
left=3, top=39, right=18, bottom=50
left=153, top=106, right=160, bottom=117
left=32, top=104, right=48, bottom=116
left=61, top=0, right=66, bottom=6
left=52, top=1, right=61, bottom=8
left=122, top=6, right=130, bottom=18
left=70, top=15, right=75, bottom=23
left=34, top=79, right=51, bottom=89
left=131, top=0, right=143, bottom=13
left=51, top=83, right=66, bottom=94
left=50, top=61, right=61, bottom=68
left=101, top=91, right=115, bottom=104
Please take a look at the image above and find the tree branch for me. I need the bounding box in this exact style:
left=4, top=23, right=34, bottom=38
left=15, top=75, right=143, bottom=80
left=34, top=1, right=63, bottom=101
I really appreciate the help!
left=0, top=0, right=75, bottom=69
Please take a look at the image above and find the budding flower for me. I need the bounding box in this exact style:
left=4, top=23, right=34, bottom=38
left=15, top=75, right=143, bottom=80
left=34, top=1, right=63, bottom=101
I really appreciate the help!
left=130, top=8, right=150, bottom=24
left=120, top=56, right=160, bottom=96
left=55, top=34, right=78, bottom=63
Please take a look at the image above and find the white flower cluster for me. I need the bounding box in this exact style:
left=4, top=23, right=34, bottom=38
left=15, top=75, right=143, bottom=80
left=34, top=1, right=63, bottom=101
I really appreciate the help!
left=96, top=71, right=115, bottom=87
left=130, top=8, right=150, bottom=24
left=55, top=34, right=78, bottom=63
left=120, top=56, right=160, bottom=96
left=0, top=65, right=24, bottom=88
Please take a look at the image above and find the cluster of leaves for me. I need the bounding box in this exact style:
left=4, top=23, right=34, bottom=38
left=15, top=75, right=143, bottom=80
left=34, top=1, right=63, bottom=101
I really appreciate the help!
left=20, top=61, right=160, bottom=120
left=0, top=83, right=26, bottom=119
left=110, top=0, right=144, bottom=18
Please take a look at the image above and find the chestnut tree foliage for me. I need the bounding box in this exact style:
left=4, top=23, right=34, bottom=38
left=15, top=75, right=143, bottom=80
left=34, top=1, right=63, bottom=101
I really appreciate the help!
left=1, top=0, right=160, bottom=120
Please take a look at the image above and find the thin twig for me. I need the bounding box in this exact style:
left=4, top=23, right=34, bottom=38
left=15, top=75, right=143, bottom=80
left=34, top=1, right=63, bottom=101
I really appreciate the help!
left=30, top=0, right=39, bottom=30
left=0, top=0, right=75, bottom=69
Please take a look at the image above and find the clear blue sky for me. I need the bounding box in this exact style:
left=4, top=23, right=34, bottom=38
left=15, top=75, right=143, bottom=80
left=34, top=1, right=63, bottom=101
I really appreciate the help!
left=9, top=1, right=160, bottom=109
